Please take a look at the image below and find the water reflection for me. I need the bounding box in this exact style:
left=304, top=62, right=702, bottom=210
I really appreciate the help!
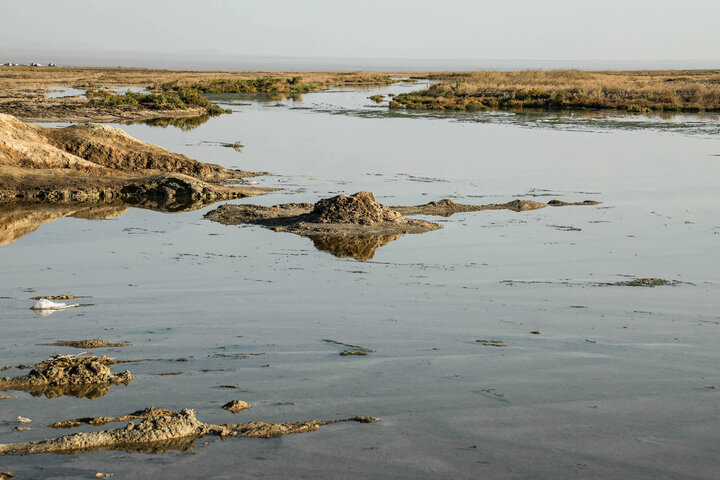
left=309, top=234, right=403, bottom=261
left=0, top=199, right=226, bottom=247
left=0, top=382, right=122, bottom=400
left=125, top=114, right=212, bottom=130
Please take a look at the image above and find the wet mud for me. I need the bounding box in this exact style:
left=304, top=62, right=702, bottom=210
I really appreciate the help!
left=0, top=408, right=378, bottom=455
left=0, top=355, right=133, bottom=399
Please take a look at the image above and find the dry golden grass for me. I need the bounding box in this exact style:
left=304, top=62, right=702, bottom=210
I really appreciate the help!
left=0, top=67, right=395, bottom=94
left=396, top=69, right=720, bottom=112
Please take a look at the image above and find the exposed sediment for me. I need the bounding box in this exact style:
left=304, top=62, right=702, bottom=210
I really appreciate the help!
left=0, top=354, right=133, bottom=399
left=0, top=408, right=379, bottom=455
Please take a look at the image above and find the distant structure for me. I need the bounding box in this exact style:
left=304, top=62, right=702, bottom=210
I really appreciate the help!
left=1, top=62, right=56, bottom=67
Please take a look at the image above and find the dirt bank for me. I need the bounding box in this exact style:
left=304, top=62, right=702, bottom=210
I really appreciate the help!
left=0, top=407, right=378, bottom=455
left=0, top=354, right=133, bottom=399
left=0, top=113, right=269, bottom=207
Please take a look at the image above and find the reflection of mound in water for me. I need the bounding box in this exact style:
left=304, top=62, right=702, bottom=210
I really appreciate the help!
left=16, top=383, right=116, bottom=400
left=0, top=407, right=378, bottom=456
left=0, top=354, right=133, bottom=400
left=310, top=234, right=403, bottom=260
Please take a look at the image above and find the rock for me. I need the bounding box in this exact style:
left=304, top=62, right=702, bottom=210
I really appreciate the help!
left=222, top=400, right=252, bottom=413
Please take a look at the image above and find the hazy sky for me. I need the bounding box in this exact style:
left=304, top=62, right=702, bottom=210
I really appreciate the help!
left=2, top=0, right=719, bottom=68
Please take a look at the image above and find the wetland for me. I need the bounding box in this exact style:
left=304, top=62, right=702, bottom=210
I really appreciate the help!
left=0, top=70, right=719, bottom=479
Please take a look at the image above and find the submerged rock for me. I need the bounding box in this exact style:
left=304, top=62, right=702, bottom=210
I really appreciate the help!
left=222, top=400, right=252, bottom=413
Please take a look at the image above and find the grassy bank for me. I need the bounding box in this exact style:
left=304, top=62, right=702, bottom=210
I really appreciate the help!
left=391, top=70, right=720, bottom=113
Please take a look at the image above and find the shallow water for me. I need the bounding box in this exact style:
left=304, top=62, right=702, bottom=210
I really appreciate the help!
left=1, top=83, right=719, bottom=479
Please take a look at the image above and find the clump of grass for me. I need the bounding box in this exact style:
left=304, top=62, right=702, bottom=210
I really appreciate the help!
left=390, top=70, right=720, bottom=113
left=86, top=88, right=230, bottom=116
left=368, top=94, right=384, bottom=103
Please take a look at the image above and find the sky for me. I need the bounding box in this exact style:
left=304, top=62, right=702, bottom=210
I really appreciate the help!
left=2, top=0, right=719, bottom=70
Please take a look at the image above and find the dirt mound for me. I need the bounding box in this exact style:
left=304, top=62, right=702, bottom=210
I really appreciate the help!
left=0, top=113, right=110, bottom=174
left=0, top=354, right=133, bottom=399
left=312, top=191, right=403, bottom=225
left=0, top=407, right=379, bottom=455
left=0, top=114, right=269, bottom=205
left=41, top=122, right=256, bottom=181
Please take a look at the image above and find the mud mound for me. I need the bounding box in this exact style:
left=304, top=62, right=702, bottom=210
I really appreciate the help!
left=0, top=113, right=110, bottom=174
left=0, top=354, right=133, bottom=399
left=312, top=191, right=403, bottom=225
left=0, top=408, right=379, bottom=455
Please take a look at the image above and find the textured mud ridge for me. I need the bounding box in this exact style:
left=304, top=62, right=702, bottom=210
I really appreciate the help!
left=0, top=113, right=269, bottom=204
left=39, top=340, right=132, bottom=349
left=392, top=198, right=601, bottom=216
left=0, top=408, right=379, bottom=455
left=0, top=355, right=133, bottom=399
left=206, top=192, right=601, bottom=260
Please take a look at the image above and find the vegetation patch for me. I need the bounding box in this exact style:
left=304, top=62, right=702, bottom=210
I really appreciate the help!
left=87, top=88, right=229, bottom=116
left=391, top=70, right=720, bottom=113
